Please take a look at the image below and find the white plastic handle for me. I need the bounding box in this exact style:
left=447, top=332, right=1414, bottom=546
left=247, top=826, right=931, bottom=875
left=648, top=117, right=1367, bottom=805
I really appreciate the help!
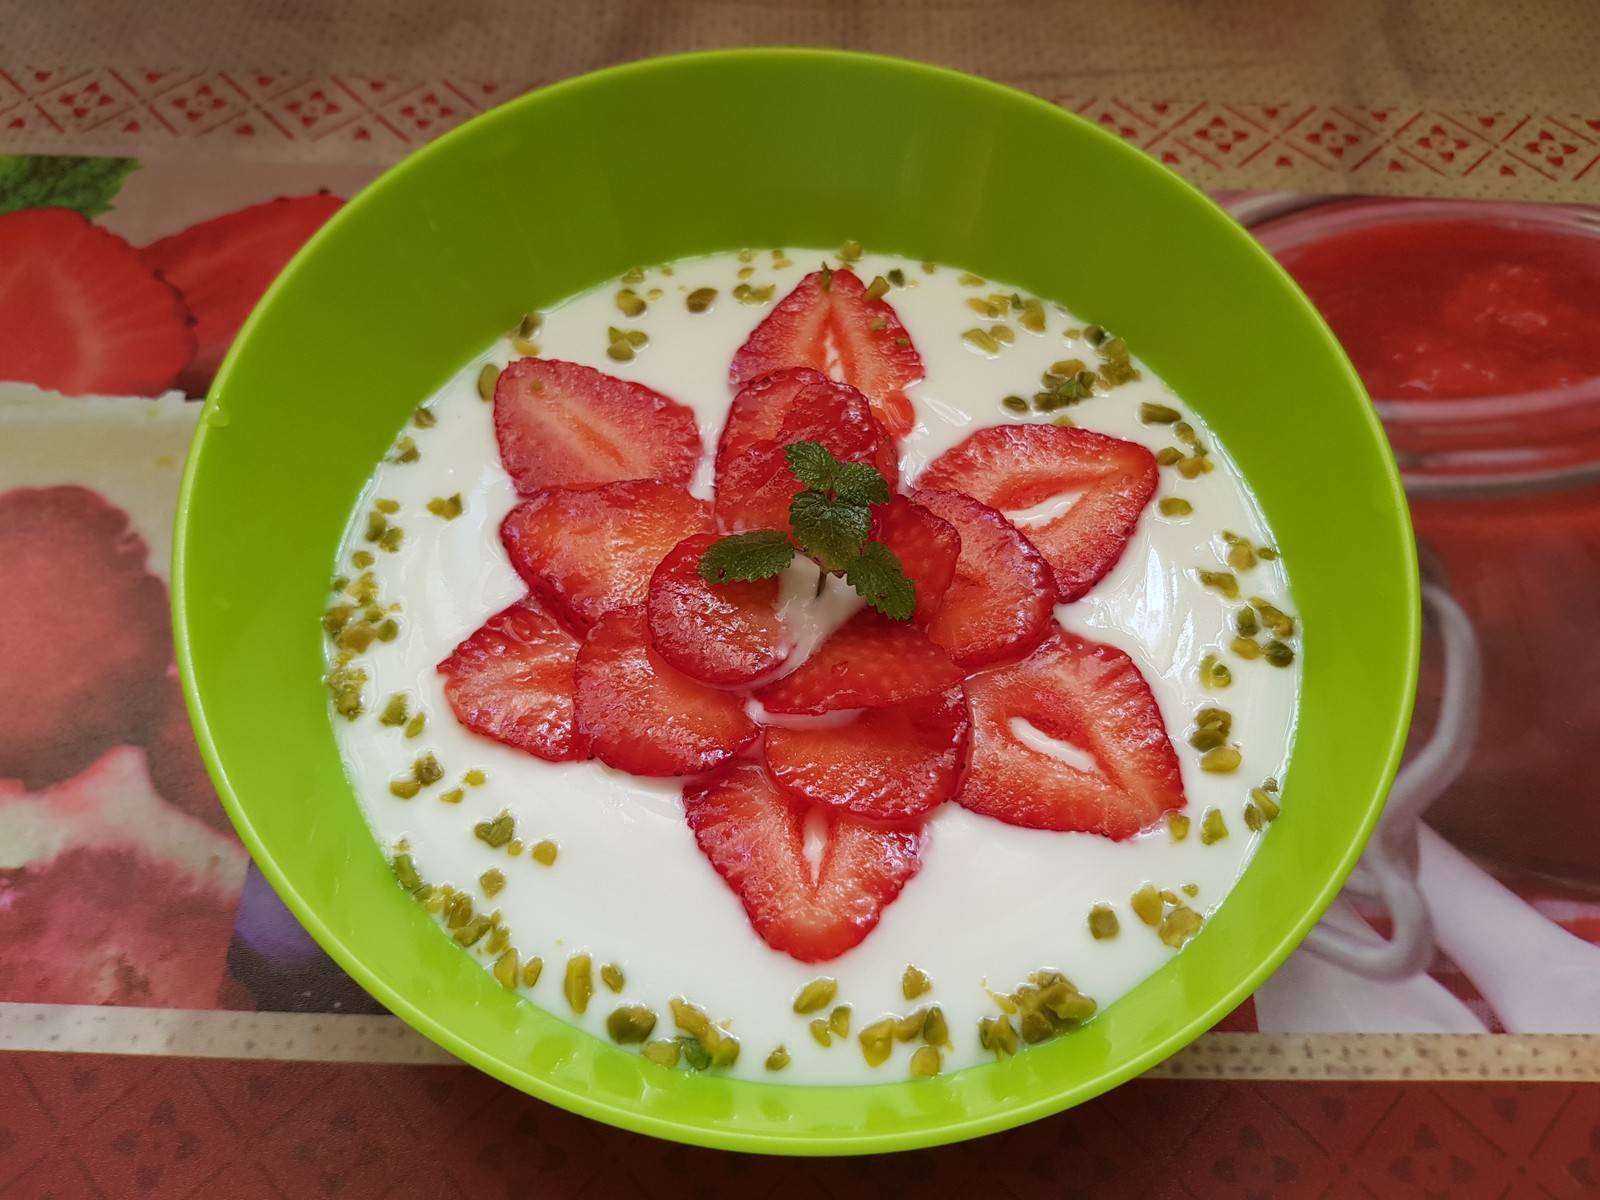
left=1301, top=582, right=1483, bottom=979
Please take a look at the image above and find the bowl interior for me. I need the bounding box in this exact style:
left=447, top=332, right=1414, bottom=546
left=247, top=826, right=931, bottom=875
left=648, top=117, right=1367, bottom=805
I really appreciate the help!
left=175, top=49, right=1417, bottom=1154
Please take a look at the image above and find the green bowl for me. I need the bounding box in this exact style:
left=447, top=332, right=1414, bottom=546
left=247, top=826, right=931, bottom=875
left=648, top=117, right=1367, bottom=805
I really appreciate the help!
left=174, top=49, right=1417, bottom=1154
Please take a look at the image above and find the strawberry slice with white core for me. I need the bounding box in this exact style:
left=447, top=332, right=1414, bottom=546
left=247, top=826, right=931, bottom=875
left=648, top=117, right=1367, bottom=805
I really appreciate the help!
left=646, top=533, right=792, bottom=686
left=764, top=686, right=971, bottom=823
left=958, top=624, right=1184, bottom=839
left=869, top=496, right=959, bottom=625
left=713, top=374, right=897, bottom=533
left=494, top=358, right=702, bottom=493
left=682, top=762, right=925, bottom=962
left=501, top=481, right=711, bottom=633
left=729, top=269, right=922, bottom=436
left=755, top=609, right=963, bottom=716
left=437, top=595, right=590, bottom=762
left=918, top=425, right=1158, bottom=601
left=574, top=607, right=758, bottom=777
left=912, top=488, right=1054, bottom=668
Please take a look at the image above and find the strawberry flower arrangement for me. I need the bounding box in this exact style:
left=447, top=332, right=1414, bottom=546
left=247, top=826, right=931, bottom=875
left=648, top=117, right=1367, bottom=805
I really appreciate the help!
left=440, top=266, right=1182, bottom=964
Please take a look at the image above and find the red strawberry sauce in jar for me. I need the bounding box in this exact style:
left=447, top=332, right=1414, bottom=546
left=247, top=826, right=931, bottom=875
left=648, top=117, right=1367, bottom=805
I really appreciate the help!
left=1254, top=198, right=1600, bottom=888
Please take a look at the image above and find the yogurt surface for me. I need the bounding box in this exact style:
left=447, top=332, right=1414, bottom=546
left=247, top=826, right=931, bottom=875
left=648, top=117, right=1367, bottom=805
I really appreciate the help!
left=326, top=249, right=1300, bottom=1083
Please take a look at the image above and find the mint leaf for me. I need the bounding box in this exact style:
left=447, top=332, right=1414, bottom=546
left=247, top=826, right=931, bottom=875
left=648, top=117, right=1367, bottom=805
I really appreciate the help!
left=783, top=441, right=836, bottom=491
left=845, top=541, right=917, bottom=620
left=0, top=155, right=139, bottom=218
left=789, top=489, right=871, bottom=572
left=829, top=461, right=890, bottom=506
left=698, top=530, right=794, bottom=584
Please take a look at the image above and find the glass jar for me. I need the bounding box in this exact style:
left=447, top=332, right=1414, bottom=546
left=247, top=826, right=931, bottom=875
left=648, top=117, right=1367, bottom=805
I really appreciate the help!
left=1251, top=198, right=1600, bottom=890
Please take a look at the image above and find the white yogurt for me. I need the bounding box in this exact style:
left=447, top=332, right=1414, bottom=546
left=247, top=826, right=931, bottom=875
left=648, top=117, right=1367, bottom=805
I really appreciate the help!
left=327, top=251, right=1300, bottom=1083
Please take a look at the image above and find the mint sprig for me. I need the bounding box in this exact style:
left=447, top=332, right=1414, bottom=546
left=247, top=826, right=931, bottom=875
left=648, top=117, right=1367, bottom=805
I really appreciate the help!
left=698, top=441, right=916, bottom=620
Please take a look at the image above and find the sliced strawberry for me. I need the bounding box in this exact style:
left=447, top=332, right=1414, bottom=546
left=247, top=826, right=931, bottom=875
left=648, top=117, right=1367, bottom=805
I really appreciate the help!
left=912, top=488, right=1054, bottom=668
left=437, top=595, right=589, bottom=762
left=918, top=425, right=1158, bottom=601
left=682, top=762, right=924, bottom=961
left=493, top=358, right=702, bottom=493
left=870, top=496, right=959, bottom=625
left=574, top=607, right=758, bottom=776
left=756, top=610, right=963, bottom=715
left=729, top=268, right=922, bottom=436
left=0, top=208, right=194, bottom=397
left=716, top=367, right=898, bottom=483
left=958, top=625, right=1184, bottom=839
left=501, top=481, right=711, bottom=633
left=646, top=533, right=791, bottom=686
left=764, top=686, right=970, bottom=823
left=0, top=486, right=172, bottom=789
left=140, top=194, right=341, bottom=395
left=713, top=375, right=897, bottom=533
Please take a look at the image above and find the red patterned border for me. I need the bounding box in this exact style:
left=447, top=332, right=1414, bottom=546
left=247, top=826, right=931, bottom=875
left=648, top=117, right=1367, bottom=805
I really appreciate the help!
left=3, top=65, right=1599, bottom=198
left=3, top=1052, right=1597, bottom=1198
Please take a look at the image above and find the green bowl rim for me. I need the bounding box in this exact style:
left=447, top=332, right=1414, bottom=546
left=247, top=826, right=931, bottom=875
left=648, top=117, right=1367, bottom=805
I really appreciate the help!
left=173, top=46, right=1419, bottom=1155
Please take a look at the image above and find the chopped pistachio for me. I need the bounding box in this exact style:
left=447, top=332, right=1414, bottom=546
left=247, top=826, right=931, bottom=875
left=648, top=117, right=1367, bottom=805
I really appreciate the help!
left=736, top=265, right=754, bottom=280
left=921, top=261, right=938, bottom=273
left=1251, top=787, right=1281, bottom=822
left=564, top=953, right=594, bottom=1014
left=828, top=1005, right=851, bottom=1038
left=452, top=914, right=493, bottom=947
left=1201, top=745, right=1242, bottom=774
left=685, top=286, right=717, bottom=313
left=351, top=550, right=375, bottom=569
left=444, top=892, right=473, bottom=929
left=902, top=964, right=932, bottom=1001
left=1236, top=606, right=1259, bottom=637
left=1176, top=454, right=1210, bottom=479
left=858, top=1017, right=896, bottom=1067
left=614, top=288, right=646, bottom=317
left=909, top=1045, right=941, bottom=1078
left=962, top=327, right=1001, bottom=354
left=738, top=249, right=755, bottom=263
left=839, top=239, right=863, bottom=262
left=413, top=752, right=443, bottom=786
left=476, top=363, right=501, bottom=400
left=732, top=282, right=774, bottom=304
left=1196, top=706, right=1232, bottom=737
left=809, top=1018, right=832, bottom=1047
left=990, top=324, right=1015, bottom=344
left=506, top=838, right=523, bottom=857
left=1053, top=414, right=1076, bottom=427
left=966, top=295, right=1005, bottom=318
left=1197, top=569, right=1240, bottom=600
left=391, top=852, right=423, bottom=892
left=337, top=623, right=377, bottom=654
left=1001, top=394, right=1028, bottom=413
left=1227, top=542, right=1257, bottom=571
left=511, top=336, right=540, bottom=357
left=485, top=925, right=511, bottom=956
left=404, top=712, right=426, bottom=738
left=389, top=777, right=421, bottom=800
left=464, top=769, right=487, bottom=787
left=412, top=406, right=437, bottom=429
left=1156, top=446, right=1185, bottom=466
left=1140, top=402, right=1181, bottom=425
left=703, top=1026, right=740, bottom=1068
left=493, top=948, right=519, bottom=989
left=378, top=526, right=403, bottom=553
left=391, top=437, right=419, bottom=464
left=765, top=1045, right=791, bottom=1071
left=1088, top=903, right=1120, bottom=940
left=1130, top=884, right=1163, bottom=926
left=886, top=267, right=906, bottom=286
left=678, top=1036, right=711, bottom=1071
left=1244, top=801, right=1265, bottom=832
left=373, top=498, right=398, bottom=515
left=474, top=812, right=515, bottom=848
left=605, top=341, right=634, bottom=363
left=1200, top=807, right=1229, bottom=845
left=521, top=956, right=544, bottom=988
left=642, top=1039, right=680, bottom=1068
left=531, top=839, right=558, bottom=866
left=607, top=1004, right=658, bottom=1043
left=1257, top=546, right=1280, bottom=561
left=1159, top=905, right=1204, bottom=948
left=1200, top=654, right=1232, bottom=689
left=923, top=1006, right=950, bottom=1047
left=438, top=788, right=464, bottom=806
left=600, top=963, right=625, bottom=993
left=957, top=272, right=985, bottom=287
left=1168, top=812, right=1192, bottom=842
left=1231, top=636, right=1263, bottom=660
left=1018, top=297, right=1047, bottom=332
left=978, top=1014, right=1018, bottom=1058
left=670, top=997, right=712, bottom=1039
left=893, top=1009, right=928, bottom=1042
left=1083, top=324, right=1108, bottom=346
left=792, top=977, right=838, bottom=1014
left=364, top=511, right=388, bottom=542
left=374, top=618, right=399, bottom=642
left=864, top=275, right=890, bottom=301
left=378, top=693, right=409, bottom=726
left=1263, top=640, right=1296, bottom=668
left=1159, top=497, right=1193, bottom=517
left=427, top=494, right=463, bottom=520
